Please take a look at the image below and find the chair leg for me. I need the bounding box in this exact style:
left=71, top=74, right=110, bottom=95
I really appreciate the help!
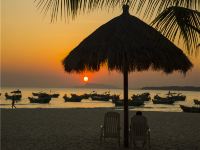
left=100, top=131, right=103, bottom=144
left=130, top=135, right=132, bottom=148
left=148, top=133, right=151, bottom=149
left=100, top=135, right=102, bottom=144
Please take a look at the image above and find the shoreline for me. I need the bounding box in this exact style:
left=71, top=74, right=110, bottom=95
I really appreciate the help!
left=2, top=108, right=200, bottom=150
left=0, top=106, right=184, bottom=112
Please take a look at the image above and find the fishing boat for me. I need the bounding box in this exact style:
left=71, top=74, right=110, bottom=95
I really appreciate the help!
left=11, top=89, right=21, bottom=94
left=85, top=91, right=99, bottom=98
left=194, top=99, right=200, bottom=105
left=63, top=94, right=82, bottom=102
left=111, top=95, right=120, bottom=103
left=114, top=99, right=144, bottom=107
left=180, top=105, right=200, bottom=113
left=29, top=93, right=52, bottom=103
left=79, top=93, right=90, bottom=99
left=166, top=91, right=186, bottom=101
left=5, top=93, right=22, bottom=100
left=131, top=93, right=151, bottom=101
left=91, top=95, right=110, bottom=101
left=152, top=95, right=174, bottom=104
left=49, top=93, right=60, bottom=98
left=32, top=92, right=46, bottom=96
left=90, top=91, right=111, bottom=101
left=32, top=92, right=59, bottom=98
left=168, top=94, right=186, bottom=101
left=29, top=96, right=51, bottom=103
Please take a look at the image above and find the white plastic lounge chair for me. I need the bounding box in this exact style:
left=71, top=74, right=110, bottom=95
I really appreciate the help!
left=130, top=115, right=150, bottom=149
left=100, top=112, right=120, bottom=146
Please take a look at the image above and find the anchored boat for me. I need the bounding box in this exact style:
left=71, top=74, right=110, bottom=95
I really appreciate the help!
left=114, top=99, right=144, bottom=107
left=180, top=105, right=200, bottom=113
left=152, top=95, right=174, bottom=104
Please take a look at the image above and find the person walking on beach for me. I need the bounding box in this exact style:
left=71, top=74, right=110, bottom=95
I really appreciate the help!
left=11, top=96, right=16, bottom=109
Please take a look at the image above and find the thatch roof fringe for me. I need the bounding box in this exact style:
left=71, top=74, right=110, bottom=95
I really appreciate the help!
left=63, top=6, right=192, bottom=74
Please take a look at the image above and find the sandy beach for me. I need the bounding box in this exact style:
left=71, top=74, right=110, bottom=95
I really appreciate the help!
left=1, top=108, right=200, bottom=150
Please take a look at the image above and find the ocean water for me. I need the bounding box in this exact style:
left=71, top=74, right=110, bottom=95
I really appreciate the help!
left=0, top=87, right=199, bottom=112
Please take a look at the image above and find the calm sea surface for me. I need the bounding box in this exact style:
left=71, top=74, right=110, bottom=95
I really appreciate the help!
left=0, top=87, right=199, bottom=112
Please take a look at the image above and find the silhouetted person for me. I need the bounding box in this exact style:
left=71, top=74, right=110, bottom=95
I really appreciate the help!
left=11, top=96, right=16, bottom=109
left=168, top=90, right=171, bottom=95
left=131, top=111, right=149, bottom=131
left=130, top=111, right=150, bottom=148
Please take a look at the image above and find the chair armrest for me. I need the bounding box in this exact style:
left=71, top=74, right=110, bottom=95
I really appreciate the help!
left=100, top=125, right=104, bottom=135
left=100, top=125, right=104, bottom=143
left=147, top=128, right=151, bottom=147
left=100, top=125, right=104, bottom=129
left=147, top=128, right=151, bottom=134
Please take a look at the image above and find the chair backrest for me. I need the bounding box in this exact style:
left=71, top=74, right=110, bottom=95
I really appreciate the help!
left=104, top=112, right=120, bottom=138
left=194, top=100, right=200, bottom=105
left=130, top=115, right=148, bottom=140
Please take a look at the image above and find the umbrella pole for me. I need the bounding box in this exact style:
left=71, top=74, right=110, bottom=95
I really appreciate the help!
left=123, top=68, right=129, bottom=148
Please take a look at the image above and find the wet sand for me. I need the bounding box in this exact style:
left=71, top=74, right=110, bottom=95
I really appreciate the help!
left=1, top=108, right=200, bottom=150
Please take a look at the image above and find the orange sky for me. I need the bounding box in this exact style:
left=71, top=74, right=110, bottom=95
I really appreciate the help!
left=1, top=0, right=200, bottom=88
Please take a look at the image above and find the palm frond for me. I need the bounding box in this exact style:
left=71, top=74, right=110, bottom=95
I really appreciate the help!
left=34, top=0, right=124, bottom=22
left=129, top=0, right=199, bottom=20
left=151, top=6, right=200, bottom=55
left=34, top=0, right=200, bottom=55
left=172, top=0, right=199, bottom=9
left=34, top=0, right=200, bottom=21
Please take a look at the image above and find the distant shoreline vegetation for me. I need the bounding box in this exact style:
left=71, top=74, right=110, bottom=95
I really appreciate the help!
left=1, top=85, right=200, bottom=91
left=141, top=86, right=200, bottom=91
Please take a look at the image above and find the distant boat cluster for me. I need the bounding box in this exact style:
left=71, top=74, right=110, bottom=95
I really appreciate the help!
left=63, top=91, right=188, bottom=107
left=63, top=91, right=119, bottom=102
left=1, top=90, right=200, bottom=112
left=3, top=90, right=60, bottom=104
left=5, top=90, right=22, bottom=101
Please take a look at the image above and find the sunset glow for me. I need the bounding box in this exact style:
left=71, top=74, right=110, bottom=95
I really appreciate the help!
left=1, top=0, right=200, bottom=88
left=84, top=76, right=89, bottom=82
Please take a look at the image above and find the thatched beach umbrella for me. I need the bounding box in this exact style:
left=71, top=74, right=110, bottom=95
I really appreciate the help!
left=63, top=5, right=192, bottom=147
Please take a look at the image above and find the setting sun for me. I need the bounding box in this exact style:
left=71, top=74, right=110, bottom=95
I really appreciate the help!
left=83, top=76, right=89, bottom=82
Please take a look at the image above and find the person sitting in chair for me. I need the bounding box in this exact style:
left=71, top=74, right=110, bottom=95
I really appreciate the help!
left=132, top=111, right=149, bottom=128
left=130, top=111, right=150, bottom=149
